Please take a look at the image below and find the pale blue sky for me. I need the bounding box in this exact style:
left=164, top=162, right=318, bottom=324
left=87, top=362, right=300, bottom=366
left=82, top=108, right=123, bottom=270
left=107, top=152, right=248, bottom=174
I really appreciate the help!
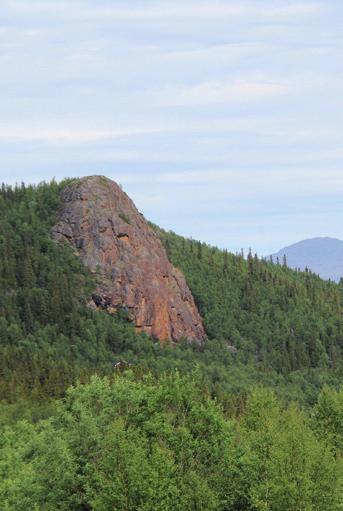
left=1, top=0, right=343, bottom=254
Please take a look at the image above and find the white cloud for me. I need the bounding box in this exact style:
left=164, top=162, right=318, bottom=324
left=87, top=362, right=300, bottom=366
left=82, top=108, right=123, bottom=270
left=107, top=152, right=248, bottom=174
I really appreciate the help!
left=1, top=109, right=340, bottom=146
left=105, top=167, right=343, bottom=198
left=157, top=168, right=343, bottom=197
left=8, top=1, right=325, bottom=22
left=0, top=125, right=163, bottom=143
left=158, top=79, right=290, bottom=106
left=165, top=42, right=272, bottom=63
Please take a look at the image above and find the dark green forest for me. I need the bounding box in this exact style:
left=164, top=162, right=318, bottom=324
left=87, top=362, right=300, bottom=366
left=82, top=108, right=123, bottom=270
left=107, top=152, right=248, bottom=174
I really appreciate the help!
left=1, top=180, right=343, bottom=509
left=155, top=225, right=343, bottom=373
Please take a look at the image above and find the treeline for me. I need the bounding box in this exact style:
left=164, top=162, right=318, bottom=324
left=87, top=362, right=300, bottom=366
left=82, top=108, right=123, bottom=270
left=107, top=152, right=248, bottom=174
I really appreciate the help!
left=0, top=181, right=343, bottom=407
left=155, top=227, right=343, bottom=373
left=1, top=372, right=342, bottom=510
left=1, top=180, right=343, bottom=509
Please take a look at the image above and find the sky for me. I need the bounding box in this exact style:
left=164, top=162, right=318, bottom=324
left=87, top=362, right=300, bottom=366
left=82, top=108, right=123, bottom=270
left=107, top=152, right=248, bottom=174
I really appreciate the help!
left=1, top=0, right=343, bottom=255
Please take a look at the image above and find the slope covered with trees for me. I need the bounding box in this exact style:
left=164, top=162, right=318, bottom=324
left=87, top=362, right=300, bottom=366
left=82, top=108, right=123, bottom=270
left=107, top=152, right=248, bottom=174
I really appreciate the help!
left=0, top=180, right=343, bottom=406
left=1, top=179, right=343, bottom=509
left=0, top=180, right=142, bottom=401
left=157, top=227, right=343, bottom=373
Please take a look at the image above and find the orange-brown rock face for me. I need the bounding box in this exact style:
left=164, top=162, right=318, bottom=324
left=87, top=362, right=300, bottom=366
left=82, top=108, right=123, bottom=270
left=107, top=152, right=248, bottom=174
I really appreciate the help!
left=52, top=176, right=205, bottom=342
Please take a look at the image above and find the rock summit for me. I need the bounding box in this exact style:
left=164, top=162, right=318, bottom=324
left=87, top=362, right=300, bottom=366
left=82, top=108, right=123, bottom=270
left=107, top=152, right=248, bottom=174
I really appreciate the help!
left=52, top=176, right=205, bottom=342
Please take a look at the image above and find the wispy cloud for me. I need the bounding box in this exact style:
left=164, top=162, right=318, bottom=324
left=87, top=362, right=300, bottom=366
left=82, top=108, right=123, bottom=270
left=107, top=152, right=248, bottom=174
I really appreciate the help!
left=158, top=79, right=290, bottom=106
left=157, top=168, right=343, bottom=194
left=109, top=166, right=343, bottom=200
left=1, top=109, right=341, bottom=146
left=8, top=1, right=325, bottom=22
left=0, top=125, right=163, bottom=143
left=1, top=0, right=342, bottom=254
left=166, top=42, right=272, bottom=62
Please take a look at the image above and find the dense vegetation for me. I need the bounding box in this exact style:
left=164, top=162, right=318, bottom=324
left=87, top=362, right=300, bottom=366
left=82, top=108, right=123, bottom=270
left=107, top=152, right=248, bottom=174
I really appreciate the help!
left=1, top=180, right=342, bottom=406
left=156, top=227, right=343, bottom=373
left=1, top=179, right=343, bottom=509
left=1, top=373, right=343, bottom=510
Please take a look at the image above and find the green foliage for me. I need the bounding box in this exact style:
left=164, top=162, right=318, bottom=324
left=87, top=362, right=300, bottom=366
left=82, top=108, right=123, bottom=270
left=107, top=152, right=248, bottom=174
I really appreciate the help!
left=0, top=374, right=342, bottom=510
left=0, top=180, right=158, bottom=401
left=313, top=386, right=343, bottom=454
left=155, top=227, right=343, bottom=373
left=1, top=180, right=343, bottom=509
left=119, top=212, right=131, bottom=224
left=233, top=389, right=342, bottom=511
left=0, top=180, right=343, bottom=409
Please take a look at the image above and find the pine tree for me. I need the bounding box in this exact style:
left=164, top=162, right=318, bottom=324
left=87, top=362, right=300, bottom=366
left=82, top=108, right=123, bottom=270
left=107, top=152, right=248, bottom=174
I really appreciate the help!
left=197, top=241, right=202, bottom=260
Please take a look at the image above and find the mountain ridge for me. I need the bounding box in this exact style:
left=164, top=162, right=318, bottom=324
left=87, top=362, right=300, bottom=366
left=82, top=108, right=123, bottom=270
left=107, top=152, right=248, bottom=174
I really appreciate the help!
left=270, top=236, right=343, bottom=282
left=1, top=176, right=343, bottom=405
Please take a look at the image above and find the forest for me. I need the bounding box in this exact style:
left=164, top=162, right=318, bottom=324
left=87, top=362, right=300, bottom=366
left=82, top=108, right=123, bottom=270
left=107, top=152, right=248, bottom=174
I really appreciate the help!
left=1, top=180, right=343, bottom=509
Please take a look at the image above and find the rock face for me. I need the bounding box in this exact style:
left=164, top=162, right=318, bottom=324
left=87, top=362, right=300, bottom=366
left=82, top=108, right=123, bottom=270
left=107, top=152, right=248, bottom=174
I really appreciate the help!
left=52, top=176, right=205, bottom=342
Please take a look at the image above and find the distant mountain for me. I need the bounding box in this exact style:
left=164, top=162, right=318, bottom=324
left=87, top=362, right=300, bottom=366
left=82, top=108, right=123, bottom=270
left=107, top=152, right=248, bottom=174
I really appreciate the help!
left=270, top=237, right=343, bottom=282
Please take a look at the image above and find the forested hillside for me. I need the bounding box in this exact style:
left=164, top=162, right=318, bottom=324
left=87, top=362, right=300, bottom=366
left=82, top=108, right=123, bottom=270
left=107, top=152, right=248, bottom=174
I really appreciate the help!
left=157, top=227, right=343, bottom=372
left=1, top=179, right=343, bottom=509
left=1, top=180, right=343, bottom=402
left=1, top=180, right=343, bottom=405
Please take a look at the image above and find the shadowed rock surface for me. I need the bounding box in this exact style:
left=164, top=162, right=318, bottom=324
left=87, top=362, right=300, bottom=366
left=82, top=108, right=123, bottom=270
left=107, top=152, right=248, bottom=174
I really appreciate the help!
left=52, top=176, right=205, bottom=342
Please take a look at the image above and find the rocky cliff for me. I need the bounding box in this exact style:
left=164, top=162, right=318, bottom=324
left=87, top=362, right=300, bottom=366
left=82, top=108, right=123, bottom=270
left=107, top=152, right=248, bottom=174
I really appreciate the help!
left=52, top=176, right=205, bottom=342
